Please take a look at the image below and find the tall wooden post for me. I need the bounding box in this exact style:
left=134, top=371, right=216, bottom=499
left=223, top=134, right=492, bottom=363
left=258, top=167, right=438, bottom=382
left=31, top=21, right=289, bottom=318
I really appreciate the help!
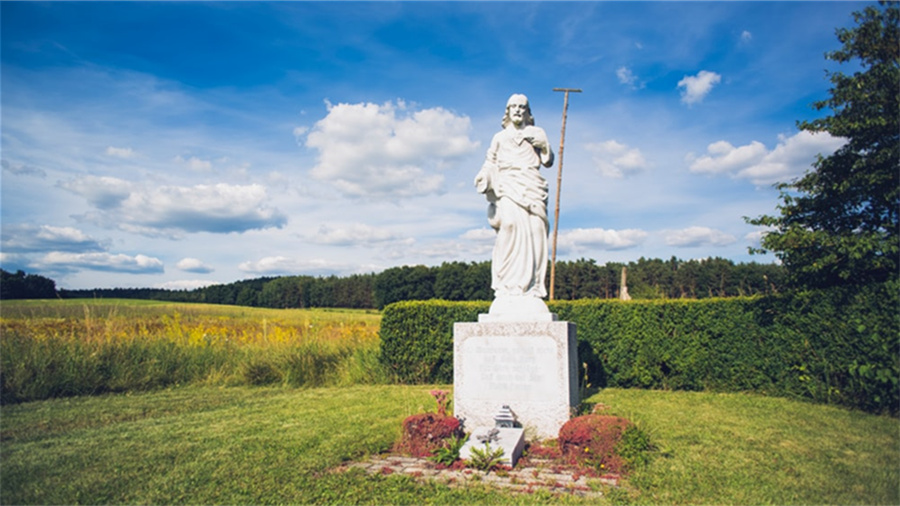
left=549, top=88, right=581, bottom=301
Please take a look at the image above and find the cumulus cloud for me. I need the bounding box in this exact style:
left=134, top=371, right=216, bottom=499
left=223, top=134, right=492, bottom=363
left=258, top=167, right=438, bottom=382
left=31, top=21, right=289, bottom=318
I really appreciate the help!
left=303, top=100, right=479, bottom=198
left=1, top=224, right=106, bottom=253
left=741, top=30, right=753, bottom=43
left=663, top=226, right=736, bottom=247
left=558, top=228, right=648, bottom=251
left=311, top=223, right=410, bottom=246
left=58, top=175, right=133, bottom=209
left=60, top=176, right=287, bottom=235
left=105, top=146, right=136, bottom=159
left=36, top=252, right=164, bottom=273
left=678, top=70, right=721, bottom=105
left=687, top=131, right=846, bottom=185
left=585, top=140, right=648, bottom=178
left=176, top=257, right=214, bottom=273
left=238, top=256, right=343, bottom=276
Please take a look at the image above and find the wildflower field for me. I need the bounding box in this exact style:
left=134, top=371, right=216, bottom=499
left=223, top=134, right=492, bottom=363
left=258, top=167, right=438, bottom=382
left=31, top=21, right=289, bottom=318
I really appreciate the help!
left=0, top=299, right=386, bottom=403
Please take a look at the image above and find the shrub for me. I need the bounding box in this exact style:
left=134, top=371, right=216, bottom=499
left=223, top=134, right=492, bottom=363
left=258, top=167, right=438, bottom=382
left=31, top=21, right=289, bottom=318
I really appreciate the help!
left=379, top=300, right=487, bottom=383
left=559, top=415, right=631, bottom=474
left=379, top=280, right=898, bottom=414
left=395, top=412, right=463, bottom=458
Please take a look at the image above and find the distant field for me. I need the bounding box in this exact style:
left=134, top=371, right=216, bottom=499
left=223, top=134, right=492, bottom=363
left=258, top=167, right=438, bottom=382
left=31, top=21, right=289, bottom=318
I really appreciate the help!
left=1, top=299, right=386, bottom=403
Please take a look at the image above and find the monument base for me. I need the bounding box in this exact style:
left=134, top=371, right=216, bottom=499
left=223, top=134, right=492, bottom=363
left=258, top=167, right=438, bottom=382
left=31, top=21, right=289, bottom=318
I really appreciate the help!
left=460, top=426, right=525, bottom=467
left=453, top=320, right=578, bottom=440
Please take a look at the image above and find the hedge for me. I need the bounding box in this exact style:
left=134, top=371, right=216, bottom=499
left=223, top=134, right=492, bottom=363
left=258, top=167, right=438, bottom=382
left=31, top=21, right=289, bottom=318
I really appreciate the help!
left=379, top=281, right=898, bottom=415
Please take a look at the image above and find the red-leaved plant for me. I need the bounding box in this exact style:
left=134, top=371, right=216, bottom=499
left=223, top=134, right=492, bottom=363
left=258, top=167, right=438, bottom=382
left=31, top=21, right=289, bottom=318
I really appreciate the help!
left=395, top=412, right=463, bottom=458
left=558, top=414, right=631, bottom=474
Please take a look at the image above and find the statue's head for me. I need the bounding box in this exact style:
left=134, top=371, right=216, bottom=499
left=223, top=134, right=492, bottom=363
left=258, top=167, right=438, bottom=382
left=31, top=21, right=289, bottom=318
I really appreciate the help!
left=502, top=93, right=535, bottom=128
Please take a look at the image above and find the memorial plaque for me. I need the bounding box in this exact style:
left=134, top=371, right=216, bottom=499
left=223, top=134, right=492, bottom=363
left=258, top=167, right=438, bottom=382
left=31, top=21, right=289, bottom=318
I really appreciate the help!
left=453, top=321, right=578, bottom=439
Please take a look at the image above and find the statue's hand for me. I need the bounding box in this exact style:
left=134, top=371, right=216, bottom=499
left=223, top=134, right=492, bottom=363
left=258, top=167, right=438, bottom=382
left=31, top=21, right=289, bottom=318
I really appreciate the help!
left=522, top=126, right=549, bottom=152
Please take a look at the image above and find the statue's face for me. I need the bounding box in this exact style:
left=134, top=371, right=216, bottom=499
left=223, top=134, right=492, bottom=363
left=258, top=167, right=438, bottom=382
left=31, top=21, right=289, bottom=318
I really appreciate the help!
left=507, top=96, right=529, bottom=126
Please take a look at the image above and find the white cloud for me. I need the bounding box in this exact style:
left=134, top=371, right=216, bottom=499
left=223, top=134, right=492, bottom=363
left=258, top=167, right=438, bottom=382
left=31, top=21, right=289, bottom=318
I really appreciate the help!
left=105, top=146, right=136, bottom=159
left=688, top=131, right=846, bottom=185
left=558, top=228, right=648, bottom=251
left=1, top=224, right=105, bottom=253
left=311, top=223, right=409, bottom=246
left=176, top=257, right=214, bottom=273
left=1, top=159, right=47, bottom=178
left=37, top=252, right=164, bottom=274
left=155, top=279, right=220, bottom=290
left=304, top=100, right=479, bottom=198
left=58, top=175, right=134, bottom=209
left=460, top=228, right=496, bottom=242
left=60, top=176, right=287, bottom=235
left=616, top=66, right=643, bottom=89
left=174, top=155, right=213, bottom=172
left=678, top=70, right=721, bottom=105
left=238, top=256, right=343, bottom=276
left=585, top=140, right=648, bottom=178
left=663, top=226, right=736, bottom=247
left=741, top=30, right=753, bottom=43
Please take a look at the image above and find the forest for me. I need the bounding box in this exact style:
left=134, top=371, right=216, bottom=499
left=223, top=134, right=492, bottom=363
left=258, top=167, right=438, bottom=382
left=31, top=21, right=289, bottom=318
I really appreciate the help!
left=4, top=256, right=785, bottom=309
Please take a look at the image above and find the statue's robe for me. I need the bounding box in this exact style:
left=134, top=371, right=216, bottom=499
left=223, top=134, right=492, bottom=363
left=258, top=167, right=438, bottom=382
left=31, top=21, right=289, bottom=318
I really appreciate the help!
left=477, top=126, right=552, bottom=298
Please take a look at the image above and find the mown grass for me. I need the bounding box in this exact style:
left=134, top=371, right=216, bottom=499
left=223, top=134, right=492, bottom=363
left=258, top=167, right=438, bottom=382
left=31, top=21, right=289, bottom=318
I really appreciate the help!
left=1, top=300, right=386, bottom=403
left=1, top=385, right=896, bottom=505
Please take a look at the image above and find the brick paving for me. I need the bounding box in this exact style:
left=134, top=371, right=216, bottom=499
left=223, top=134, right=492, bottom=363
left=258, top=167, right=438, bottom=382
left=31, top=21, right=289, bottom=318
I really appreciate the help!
left=336, top=455, right=620, bottom=499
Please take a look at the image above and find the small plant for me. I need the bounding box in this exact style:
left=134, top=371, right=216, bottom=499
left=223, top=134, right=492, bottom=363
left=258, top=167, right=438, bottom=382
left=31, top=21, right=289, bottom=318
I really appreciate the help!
left=429, top=389, right=450, bottom=416
left=395, top=412, right=463, bottom=457
left=428, top=433, right=468, bottom=466
left=467, top=443, right=505, bottom=473
left=615, top=423, right=656, bottom=469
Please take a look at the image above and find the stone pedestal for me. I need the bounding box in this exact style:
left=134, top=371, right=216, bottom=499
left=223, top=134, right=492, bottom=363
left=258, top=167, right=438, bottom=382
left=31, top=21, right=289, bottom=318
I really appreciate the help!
left=453, top=320, right=578, bottom=440
left=460, top=427, right=526, bottom=467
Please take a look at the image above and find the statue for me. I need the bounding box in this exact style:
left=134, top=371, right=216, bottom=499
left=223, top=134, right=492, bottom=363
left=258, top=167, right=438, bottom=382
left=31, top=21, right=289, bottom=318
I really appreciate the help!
left=475, top=94, right=554, bottom=317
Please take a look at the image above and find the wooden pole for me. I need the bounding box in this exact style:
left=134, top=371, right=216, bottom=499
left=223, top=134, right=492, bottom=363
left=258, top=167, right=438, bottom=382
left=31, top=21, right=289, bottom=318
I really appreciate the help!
left=549, top=88, right=581, bottom=301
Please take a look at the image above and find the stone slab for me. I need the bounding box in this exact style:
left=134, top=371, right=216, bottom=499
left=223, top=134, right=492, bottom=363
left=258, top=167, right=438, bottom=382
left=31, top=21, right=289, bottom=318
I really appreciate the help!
left=453, top=320, right=578, bottom=439
left=459, top=426, right=525, bottom=467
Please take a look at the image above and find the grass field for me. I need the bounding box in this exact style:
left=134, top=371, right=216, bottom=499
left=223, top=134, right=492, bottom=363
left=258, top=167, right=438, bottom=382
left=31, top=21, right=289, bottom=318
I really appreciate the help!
left=1, top=299, right=897, bottom=504
left=1, top=385, right=896, bottom=505
left=1, top=299, right=385, bottom=403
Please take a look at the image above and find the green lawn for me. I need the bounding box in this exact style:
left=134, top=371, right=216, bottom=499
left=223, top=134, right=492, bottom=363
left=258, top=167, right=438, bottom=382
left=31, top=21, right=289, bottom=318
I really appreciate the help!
left=2, top=385, right=897, bottom=505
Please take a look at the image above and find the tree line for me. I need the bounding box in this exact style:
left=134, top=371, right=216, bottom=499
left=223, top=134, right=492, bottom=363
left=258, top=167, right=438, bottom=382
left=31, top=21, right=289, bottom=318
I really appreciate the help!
left=3, top=257, right=785, bottom=308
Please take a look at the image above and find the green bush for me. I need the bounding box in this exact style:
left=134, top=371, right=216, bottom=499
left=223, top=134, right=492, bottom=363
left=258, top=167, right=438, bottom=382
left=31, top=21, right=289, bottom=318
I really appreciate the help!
left=378, top=300, right=487, bottom=383
left=379, top=281, right=898, bottom=414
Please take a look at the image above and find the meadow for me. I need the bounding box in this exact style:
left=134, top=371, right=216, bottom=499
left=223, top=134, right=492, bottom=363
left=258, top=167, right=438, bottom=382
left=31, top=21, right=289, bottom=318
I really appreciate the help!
left=1, top=300, right=897, bottom=505
left=1, top=299, right=386, bottom=403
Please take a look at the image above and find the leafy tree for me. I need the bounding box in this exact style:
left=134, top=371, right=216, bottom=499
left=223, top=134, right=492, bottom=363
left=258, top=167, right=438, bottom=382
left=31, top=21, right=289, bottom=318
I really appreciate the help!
left=748, top=2, right=899, bottom=290
left=0, top=269, right=57, bottom=299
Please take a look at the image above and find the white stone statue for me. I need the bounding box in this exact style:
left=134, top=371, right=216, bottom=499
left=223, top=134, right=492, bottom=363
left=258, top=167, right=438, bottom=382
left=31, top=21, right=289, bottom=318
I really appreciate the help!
left=475, top=94, right=554, bottom=318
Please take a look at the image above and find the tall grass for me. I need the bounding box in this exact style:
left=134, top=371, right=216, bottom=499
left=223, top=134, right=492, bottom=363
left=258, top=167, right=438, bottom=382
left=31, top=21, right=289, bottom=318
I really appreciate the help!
left=0, top=300, right=388, bottom=403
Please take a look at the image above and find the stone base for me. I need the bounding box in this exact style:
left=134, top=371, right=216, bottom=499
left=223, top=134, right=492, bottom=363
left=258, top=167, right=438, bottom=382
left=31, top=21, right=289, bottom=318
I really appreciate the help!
left=460, top=427, right=525, bottom=467
left=453, top=320, right=579, bottom=440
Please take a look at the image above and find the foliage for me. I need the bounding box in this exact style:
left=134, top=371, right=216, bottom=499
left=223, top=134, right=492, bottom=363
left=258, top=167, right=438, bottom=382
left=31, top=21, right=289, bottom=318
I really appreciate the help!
left=380, top=281, right=899, bottom=414
left=748, top=2, right=899, bottom=290
left=428, top=434, right=469, bottom=466
left=0, top=269, right=57, bottom=299
left=467, top=443, right=506, bottom=473
left=52, top=257, right=785, bottom=311
left=615, top=424, right=656, bottom=470
left=430, top=389, right=450, bottom=416
left=0, top=300, right=385, bottom=404
left=395, top=412, right=463, bottom=458
left=559, top=415, right=631, bottom=474
left=379, top=300, right=487, bottom=383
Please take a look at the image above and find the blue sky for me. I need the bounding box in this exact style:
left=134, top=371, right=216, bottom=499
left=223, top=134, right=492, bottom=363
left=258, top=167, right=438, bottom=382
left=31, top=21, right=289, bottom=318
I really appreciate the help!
left=1, top=1, right=861, bottom=290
